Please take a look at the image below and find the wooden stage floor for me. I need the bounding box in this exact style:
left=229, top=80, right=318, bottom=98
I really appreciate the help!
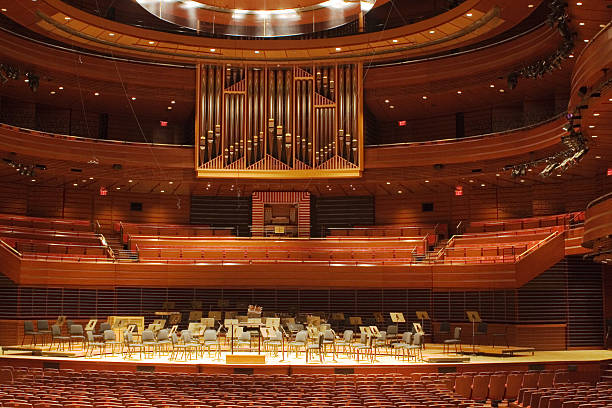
left=1, top=343, right=610, bottom=376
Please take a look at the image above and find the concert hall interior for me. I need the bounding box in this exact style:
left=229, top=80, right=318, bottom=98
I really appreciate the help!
left=0, top=0, right=611, bottom=407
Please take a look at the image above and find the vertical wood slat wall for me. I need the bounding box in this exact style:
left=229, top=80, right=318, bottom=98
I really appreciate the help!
left=0, top=257, right=603, bottom=347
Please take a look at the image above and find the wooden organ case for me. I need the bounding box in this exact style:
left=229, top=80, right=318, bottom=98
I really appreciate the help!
left=195, top=63, right=363, bottom=178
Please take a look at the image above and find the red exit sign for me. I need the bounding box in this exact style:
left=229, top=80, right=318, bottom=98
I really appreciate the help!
left=398, top=120, right=406, bottom=127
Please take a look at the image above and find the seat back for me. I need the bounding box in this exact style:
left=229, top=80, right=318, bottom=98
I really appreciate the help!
left=157, top=329, right=169, bottom=341
left=505, top=373, right=524, bottom=400
left=51, top=324, right=61, bottom=337
left=343, top=330, right=354, bottom=342
left=295, top=330, right=308, bottom=343
left=103, top=329, right=116, bottom=342
left=181, top=330, right=193, bottom=343
left=488, top=374, right=506, bottom=401
left=471, top=375, right=490, bottom=401
left=453, top=327, right=462, bottom=340
left=69, top=325, right=83, bottom=335
left=141, top=330, right=155, bottom=342
left=401, top=332, right=412, bottom=344
left=86, top=330, right=95, bottom=343
left=203, top=329, right=217, bottom=342
left=24, top=320, right=34, bottom=332
left=454, top=375, right=473, bottom=399
left=37, top=320, right=49, bottom=331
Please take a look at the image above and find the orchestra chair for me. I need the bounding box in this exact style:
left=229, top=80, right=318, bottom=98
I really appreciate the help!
left=36, top=320, right=52, bottom=346
left=68, top=325, right=86, bottom=350
left=334, top=330, right=354, bottom=357
left=443, top=327, right=462, bottom=354
left=123, top=330, right=146, bottom=360
left=50, top=324, right=69, bottom=351
left=305, top=333, right=325, bottom=363
left=391, top=332, right=412, bottom=360
left=288, top=330, right=308, bottom=357
left=22, top=321, right=43, bottom=346
left=85, top=331, right=105, bottom=358
left=141, top=329, right=158, bottom=358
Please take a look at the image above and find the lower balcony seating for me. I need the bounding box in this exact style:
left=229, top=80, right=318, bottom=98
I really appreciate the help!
left=465, top=212, right=584, bottom=234
left=116, top=222, right=234, bottom=243
left=0, top=213, right=92, bottom=232
left=0, top=366, right=605, bottom=408
left=438, top=227, right=560, bottom=264
left=132, top=237, right=426, bottom=264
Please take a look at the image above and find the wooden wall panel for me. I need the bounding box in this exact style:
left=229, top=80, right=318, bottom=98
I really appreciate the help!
left=63, top=190, right=94, bottom=221
left=0, top=182, right=27, bottom=215
left=26, top=186, right=63, bottom=218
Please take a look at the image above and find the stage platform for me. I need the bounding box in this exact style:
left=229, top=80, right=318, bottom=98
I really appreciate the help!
left=1, top=344, right=610, bottom=380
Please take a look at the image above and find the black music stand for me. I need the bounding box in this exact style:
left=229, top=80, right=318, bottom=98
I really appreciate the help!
left=466, top=310, right=481, bottom=354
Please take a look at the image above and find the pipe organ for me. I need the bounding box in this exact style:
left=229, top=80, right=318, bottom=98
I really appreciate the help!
left=196, top=63, right=363, bottom=178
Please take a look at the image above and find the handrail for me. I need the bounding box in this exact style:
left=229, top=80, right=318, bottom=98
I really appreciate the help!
left=0, top=226, right=99, bottom=239
left=97, top=234, right=115, bottom=261
left=587, top=192, right=612, bottom=210
left=449, top=226, right=562, bottom=240
left=467, top=211, right=583, bottom=228
left=366, top=112, right=566, bottom=148
left=0, top=237, right=22, bottom=258
left=515, top=231, right=560, bottom=261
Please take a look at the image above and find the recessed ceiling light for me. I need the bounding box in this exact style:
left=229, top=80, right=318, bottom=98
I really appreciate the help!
left=1, top=8, right=6, bottom=12
left=109, top=33, right=115, bottom=36
left=59, top=86, right=64, bottom=90
left=386, top=181, right=391, bottom=184
left=171, top=100, right=176, bottom=104
left=24, top=79, right=29, bottom=83
left=591, top=135, right=598, bottom=138
left=499, top=89, right=505, bottom=93
left=31, top=179, right=36, bottom=182
left=148, top=41, right=155, bottom=45
left=568, top=54, right=574, bottom=58
left=167, top=106, right=173, bottom=110
left=469, top=179, right=474, bottom=183
left=64, top=16, right=71, bottom=20
left=384, top=99, right=389, bottom=103
left=576, top=1, right=582, bottom=5
left=397, top=190, right=403, bottom=194
left=579, top=22, right=585, bottom=26
left=335, top=47, right=341, bottom=51
left=89, top=177, right=94, bottom=180
left=392, top=39, right=398, bottom=43
left=128, top=179, right=133, bottom=183
left=595, top=156, right=601, bottom=159
left=584, top=39, right=589, bottom=43
left=82, top=179, right=87, bottom=183
left=160, top=190, right=165, bottom=193
left=210, top=48, right=216, bottom=52
left=116, top=187, right=121, bottom=190
left=457, top=91, right=462, bottom=94
left=481, top=183, right=485, bottom=187
left=556, top=174, right=562, bottom=177
left=424, top=180, right=429, bottom=183
left=527, top=4, right=533, bottom=7
left=601, top=24, right=606, bottom=28
left=520, top=179, right=525, bottom=183
left=389, top=105, right=395, bottom=109
left=429, top=30, right=435, bottom=34
left=73, top=183, right=78, bottom=186
left=422, top=96, right=428, bottom=100
left=589, top=125, right=595, bottom=128
left=495, top=173, right=500, bottom=177
left=50, top=91, right=56, bottom=95
left=131, top=97, right=136, bottom=100
left=489, top=84, right=495, bottom=88
left=593, top=113, right=600, bottom=116
left=169, top=181, right=173, bottom=184
left=254, top=50, right=260, bottom=54
left=94, top=92, right=99, bottom=96
left=466, top=12, right=473, bottom=16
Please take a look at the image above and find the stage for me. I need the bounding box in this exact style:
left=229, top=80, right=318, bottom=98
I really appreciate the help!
left=1, top=344, right=610, bottom=381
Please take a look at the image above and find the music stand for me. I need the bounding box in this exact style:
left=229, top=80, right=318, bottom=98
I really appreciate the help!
left=349, top=316, right=363, bottom=332
left=201, top=317, right=215, bottom=329
left=466, top=311, right=481, bottom=353
left=266, top=317, right=280, bottom=329
left=416, top=311, right=430, bottom=331
left=84, top=319, right=97, bottom=332
left=390, top=312, right=405, bottom=323
left=188, top=311, right=203, bottom=322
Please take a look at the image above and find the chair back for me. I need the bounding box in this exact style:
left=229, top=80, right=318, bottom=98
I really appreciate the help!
left=477, top=321, right=488, bottom=334
left=100, top=322, right=111, bottom=332
left=387, top=325, right=398, bottom=336
left=181, top=330, right=193, bottom=343
left=203, top=329, right=217, bottom=342
left=454, top=326, right=462, bottom=340
left=70, top=325, right=83, bottom=335
left=295, top=330, right=308, bottom=343
left=239, top=331, right=251, bottom=342
left=270, top=330, right=282, bottom=341
left=24, top=320, right=34, bottom=332
left=37, top=320, right=49, bottom=331
left=401, top=331, right=412, bottom=344
left=51, top=324, right=61, bottom=337
left=412, top=332, right=423, bottom=345
left=103, top=329, right=115, bottom=342
left=141, top=330, right=155, bottom=342
left=157, top=329, right=169, bottom=341
left=324, top=329, right=335, bottom=341
left=171, top=332, right=179, bottom=345
left=343, top=330, right=354, bottom=342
